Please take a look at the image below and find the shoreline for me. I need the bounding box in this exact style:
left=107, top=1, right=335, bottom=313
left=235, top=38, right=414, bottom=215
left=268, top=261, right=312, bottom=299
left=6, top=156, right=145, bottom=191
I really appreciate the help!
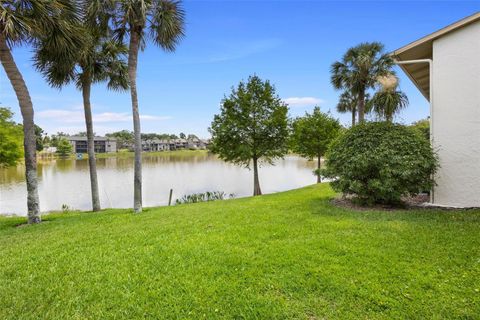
left=34, top=149, right=209, bottom=160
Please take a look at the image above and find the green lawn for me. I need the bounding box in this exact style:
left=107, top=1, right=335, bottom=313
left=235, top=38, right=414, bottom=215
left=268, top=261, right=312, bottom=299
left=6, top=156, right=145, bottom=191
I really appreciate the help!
left=0, top=184, right=479, bottom=319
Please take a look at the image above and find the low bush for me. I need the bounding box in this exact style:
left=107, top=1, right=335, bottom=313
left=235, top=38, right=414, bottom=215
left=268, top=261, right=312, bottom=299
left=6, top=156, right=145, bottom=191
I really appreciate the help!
left=322, top=122, right=438, bottom=205
left=175, top=191, right=235, bottom=205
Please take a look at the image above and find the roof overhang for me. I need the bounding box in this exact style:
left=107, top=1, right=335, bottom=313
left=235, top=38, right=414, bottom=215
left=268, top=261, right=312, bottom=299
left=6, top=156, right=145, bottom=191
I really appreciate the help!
left=391, top=12, right=480, bottom=101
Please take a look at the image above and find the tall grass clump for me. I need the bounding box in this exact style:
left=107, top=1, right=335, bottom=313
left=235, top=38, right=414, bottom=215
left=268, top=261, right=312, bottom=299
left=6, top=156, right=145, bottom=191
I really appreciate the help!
left=175, top=191, right=235, bottom=205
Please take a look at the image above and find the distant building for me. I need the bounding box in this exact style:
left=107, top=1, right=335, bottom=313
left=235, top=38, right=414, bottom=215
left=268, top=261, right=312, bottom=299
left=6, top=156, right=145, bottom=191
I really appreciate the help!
left=142, top=139, right=171, bottom=152
left=140, top=137, right=211, bottom=152
left=67, top=136, right=117, bottom=153
left=173, top=138, right=188, bottom=149
left=187, top=138, right=210, bottom=150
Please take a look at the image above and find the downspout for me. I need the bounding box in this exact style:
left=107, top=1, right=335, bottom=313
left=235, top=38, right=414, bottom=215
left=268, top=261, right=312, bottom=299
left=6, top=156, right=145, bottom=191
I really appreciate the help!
left=393, top=58, right=434, bottom=204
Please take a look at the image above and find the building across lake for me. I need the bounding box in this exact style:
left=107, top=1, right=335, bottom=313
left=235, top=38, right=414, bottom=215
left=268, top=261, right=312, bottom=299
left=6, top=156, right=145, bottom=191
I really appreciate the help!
left=67, top=135, right=209, bottom=154
left=67, top=136, right=117, bottom=153
left=141, top=138, right=209, bottom=152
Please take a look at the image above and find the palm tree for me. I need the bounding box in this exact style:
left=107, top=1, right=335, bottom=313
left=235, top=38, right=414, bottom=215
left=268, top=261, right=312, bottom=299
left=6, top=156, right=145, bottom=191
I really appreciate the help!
left=35, top=4, right=128, bottom=212
left=336, top=91, right=371, bottom=126
left=369, top=89, right=409, bottom=122
left=113, top=0, right=185, bottom=213
left=331, top=42, right=393, bottom=123
left=0, top=0, right=81, bottom=223
left=336, top=91, right=357, bottom=126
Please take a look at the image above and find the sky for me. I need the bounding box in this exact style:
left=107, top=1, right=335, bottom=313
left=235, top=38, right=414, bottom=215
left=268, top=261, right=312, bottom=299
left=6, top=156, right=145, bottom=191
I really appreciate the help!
left=1, top=1, right=479, bottom=138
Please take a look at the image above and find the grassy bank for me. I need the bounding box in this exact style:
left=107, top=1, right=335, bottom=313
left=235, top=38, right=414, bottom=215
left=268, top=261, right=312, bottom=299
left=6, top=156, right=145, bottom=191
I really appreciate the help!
left=37, top=149, right=208, bottom=160
left=0, top=184, right=479, bottom=319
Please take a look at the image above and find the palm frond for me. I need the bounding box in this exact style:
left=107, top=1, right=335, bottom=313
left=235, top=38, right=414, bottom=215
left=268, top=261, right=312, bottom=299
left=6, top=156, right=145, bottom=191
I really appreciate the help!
left=370, top=90, right=409, bottom=122
left=149, top=0, right=185, bottom=51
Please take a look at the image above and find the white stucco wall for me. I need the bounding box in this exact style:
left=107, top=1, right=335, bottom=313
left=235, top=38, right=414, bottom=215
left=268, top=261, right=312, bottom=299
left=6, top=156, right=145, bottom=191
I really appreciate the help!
left=432, top=21, right=480, bottom=207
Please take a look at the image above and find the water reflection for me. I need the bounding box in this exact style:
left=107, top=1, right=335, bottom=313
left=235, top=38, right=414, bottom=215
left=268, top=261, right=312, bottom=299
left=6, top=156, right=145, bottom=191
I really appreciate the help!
left=0, top=152, right=317, bottom=215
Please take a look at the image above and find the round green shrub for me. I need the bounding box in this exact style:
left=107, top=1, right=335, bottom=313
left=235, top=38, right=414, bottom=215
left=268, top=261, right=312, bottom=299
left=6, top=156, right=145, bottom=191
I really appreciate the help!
left=322, top=122, right=438, bottom=205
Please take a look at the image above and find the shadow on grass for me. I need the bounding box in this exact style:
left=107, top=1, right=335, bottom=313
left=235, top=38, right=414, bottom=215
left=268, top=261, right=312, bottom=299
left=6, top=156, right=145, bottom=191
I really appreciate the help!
left=308, top=196, right=480, bottom=224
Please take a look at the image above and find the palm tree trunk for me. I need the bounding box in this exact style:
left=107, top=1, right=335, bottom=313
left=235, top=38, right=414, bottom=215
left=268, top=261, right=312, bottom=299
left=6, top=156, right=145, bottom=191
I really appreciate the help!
left=0, top=35, right=41, bottom=223
left=128, top=29, right=142, bottom=213
left=253, top=156, right=262, bottom=196
left=358, top=89, right=365, bottom=123
left=386, top=113, right=393, bottom=123
left=81, top=76, right=101, bottom=212
left=351, top=106, right=356, bottom=126
left=317, top=154, right=322, bottom=183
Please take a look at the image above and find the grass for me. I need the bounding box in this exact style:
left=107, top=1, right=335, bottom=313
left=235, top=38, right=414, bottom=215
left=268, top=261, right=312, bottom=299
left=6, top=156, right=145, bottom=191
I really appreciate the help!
left=0, top=184, right=479, bottom=319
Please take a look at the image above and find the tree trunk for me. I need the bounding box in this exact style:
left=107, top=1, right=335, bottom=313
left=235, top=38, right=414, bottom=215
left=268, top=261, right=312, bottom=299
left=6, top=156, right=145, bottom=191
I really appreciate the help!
left=81, top=76, right=101, bottom=211
left=0, top=35, right=41, bottom=224
left=317, top=154, right=322, bottom=183
left=128, top=29, right=142, bottom=213
left=351, top=106, right=356, bottom=126
left=253, top=157, right=262, bottom=196
left=358, top=89, right=365, bottom=123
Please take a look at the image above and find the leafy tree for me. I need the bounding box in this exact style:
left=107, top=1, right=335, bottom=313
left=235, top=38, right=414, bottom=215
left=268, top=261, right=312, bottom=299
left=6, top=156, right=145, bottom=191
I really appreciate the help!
left=290, top=107, right=341, bottom=183
left=50, top=132, right=71, bottom=148
left=35, top=1, right=128, bottom=212
left=106, top=130, right=134, bottom=149
left=141, top=133, right=159, bottom=140
left=322, top=122, right=438, bottom=205
left=410, top=118, right=430, bottom=141
left=42, top=134, right=51, bottom=147
left=0, top=0, right=82, bottom=223
left=209, top=75, right=289, bottom=196
left=56, top=138, right=73, bottom=157
left=187, top=134, right=198, bottom=140
left=179, top=132, right=186, bottom=139
left=113, top=0, right=185, bottom=213
left=331, top=42, right=394, bottom=123
left=34, top=125, right=44, bottom=151
left=0, top=107, right=23, bottom=166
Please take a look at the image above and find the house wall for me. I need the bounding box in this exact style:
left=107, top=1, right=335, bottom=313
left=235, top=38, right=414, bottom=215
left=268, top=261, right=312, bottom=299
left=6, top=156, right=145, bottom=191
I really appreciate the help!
left=432, top=21, right=480, bottom=207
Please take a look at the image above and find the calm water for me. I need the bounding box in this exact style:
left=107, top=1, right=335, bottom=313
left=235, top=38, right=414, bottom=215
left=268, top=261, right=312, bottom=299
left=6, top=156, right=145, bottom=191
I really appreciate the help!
left=0, top=152, right=317, bottom=215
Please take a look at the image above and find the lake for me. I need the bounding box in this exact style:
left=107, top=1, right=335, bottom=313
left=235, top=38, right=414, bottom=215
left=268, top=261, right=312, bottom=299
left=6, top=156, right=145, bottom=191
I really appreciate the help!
left=0, top=152, right=318, bottom=216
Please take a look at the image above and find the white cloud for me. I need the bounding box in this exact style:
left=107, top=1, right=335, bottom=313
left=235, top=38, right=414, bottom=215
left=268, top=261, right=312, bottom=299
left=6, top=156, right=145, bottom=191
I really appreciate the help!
left=37, top=109, right=171, bottom=123
left=283, top=97, right=324, bottom=107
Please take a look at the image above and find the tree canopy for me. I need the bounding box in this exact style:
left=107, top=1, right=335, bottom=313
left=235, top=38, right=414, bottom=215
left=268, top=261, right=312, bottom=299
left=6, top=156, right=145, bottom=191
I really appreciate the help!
left=56, top=137, right=73, bottom=157
left=209, top=75, right=289, bottom=167
left=331, top=42, right=394, bottom=123
left=0, top=107, right=23, bottom=167
left=410, top=118, right=430, bottom=141
left=209, top=75, right=289, bottom=195
left=290, top=107, right=342, bottom=182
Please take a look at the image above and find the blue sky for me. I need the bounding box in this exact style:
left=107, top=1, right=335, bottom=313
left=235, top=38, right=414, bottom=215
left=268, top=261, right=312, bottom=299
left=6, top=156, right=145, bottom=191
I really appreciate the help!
left=1, top=1, right=479, bottom=137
